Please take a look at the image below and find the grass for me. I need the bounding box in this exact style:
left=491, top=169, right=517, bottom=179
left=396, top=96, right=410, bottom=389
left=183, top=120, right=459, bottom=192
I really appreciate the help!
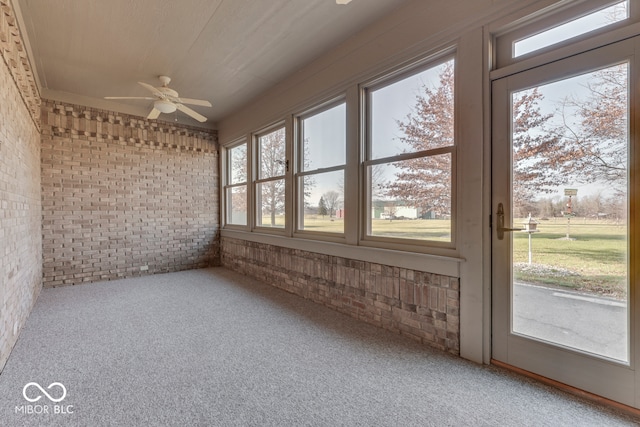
left=300, top=217, right=452, bottom=241
left=261, top=215, right=627, bottom=298
left=370, top=219, right=451, bottom=241
left=300, top=216, right=345, bottom=233
left=513, top=217, right=627, bottom=298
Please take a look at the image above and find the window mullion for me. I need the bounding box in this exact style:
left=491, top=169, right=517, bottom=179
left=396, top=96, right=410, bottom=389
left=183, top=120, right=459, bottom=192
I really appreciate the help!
left=364, top=145, right=455, bottom=167
left=255, top=175, right=285, bottom=185
left=285, top=115, right=294, bottom=237
left=296, top=164, right=345, bottom=178
left=225, top=182, right=248, bottom=190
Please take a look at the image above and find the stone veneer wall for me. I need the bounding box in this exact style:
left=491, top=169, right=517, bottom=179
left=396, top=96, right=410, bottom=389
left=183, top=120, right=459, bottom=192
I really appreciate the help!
left=221, top=237, right=460, bottom=354
left=40, top=100, right=219, bottom=287
left=0, top=0, right=42, bottom=370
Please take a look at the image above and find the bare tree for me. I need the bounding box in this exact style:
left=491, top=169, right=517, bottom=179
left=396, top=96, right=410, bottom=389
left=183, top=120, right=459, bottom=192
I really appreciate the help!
left=384, top=61, right=454, bottom=215
left=511, top=88, right=566, bottom=215
left=384, top=62, right=561, bottom=217
left=322, top=190, right=341, bottom=218
left=229, top=144, right=248, bottom=218
left=558, top=64, right=628, bottom=192
left=258, top=129, right=286, bottom=226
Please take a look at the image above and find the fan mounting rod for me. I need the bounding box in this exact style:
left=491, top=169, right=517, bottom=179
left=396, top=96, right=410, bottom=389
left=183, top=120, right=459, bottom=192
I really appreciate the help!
left=159, top=75, right=171, bottom=87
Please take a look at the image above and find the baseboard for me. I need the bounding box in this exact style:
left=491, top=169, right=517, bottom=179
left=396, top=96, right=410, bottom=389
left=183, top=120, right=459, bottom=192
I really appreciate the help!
left=491, top=359, right=640, bottom=419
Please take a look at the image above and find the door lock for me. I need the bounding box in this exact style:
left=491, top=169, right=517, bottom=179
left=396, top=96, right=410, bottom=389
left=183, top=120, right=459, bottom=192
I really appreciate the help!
left=496, top=202, right=523, bottom=240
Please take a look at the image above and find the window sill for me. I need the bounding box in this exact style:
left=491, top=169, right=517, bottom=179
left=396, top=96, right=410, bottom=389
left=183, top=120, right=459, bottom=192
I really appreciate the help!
left=220, top=229, right=464, bottom=277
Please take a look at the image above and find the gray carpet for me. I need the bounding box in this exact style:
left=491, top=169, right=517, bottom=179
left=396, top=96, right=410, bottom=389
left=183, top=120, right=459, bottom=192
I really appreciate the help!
left=0, top=267, right=637, bottom=426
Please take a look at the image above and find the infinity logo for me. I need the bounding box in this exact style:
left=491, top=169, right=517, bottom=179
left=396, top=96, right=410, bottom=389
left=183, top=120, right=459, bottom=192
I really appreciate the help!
left=22, top=382, right=67, bottom=403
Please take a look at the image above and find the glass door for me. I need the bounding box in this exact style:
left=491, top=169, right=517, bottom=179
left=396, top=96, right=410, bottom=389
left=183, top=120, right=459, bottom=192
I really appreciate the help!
left=492, top=38, right=638, bottom=407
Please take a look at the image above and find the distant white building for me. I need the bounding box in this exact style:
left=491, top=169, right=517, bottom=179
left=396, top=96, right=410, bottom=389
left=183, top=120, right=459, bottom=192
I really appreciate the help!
left=378, top=206, right=418, bottom=219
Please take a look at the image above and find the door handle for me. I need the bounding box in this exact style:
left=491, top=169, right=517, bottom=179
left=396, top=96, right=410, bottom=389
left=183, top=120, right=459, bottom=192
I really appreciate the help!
left=496, top=202, right=523, bottom=240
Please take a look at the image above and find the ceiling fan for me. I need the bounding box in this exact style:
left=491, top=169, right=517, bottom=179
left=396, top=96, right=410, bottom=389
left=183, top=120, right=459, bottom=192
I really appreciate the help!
left=104, top=76, right=212, bottom=122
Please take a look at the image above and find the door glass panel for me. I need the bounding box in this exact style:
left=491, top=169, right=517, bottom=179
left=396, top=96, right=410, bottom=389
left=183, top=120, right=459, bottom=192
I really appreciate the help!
left=510, top=63, right=629, bottom=362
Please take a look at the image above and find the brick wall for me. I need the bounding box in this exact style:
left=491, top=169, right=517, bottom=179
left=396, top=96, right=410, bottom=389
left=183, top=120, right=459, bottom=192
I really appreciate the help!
left=221, top=237, right=460, bottom=354
left=0, top=0, right=42, bottom=370
left=41, top=100, right=219, bottom=287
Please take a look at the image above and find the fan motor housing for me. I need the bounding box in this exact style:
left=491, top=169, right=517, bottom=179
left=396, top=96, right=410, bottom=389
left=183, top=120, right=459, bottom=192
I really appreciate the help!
left=157, top=87, right=178, bottom=98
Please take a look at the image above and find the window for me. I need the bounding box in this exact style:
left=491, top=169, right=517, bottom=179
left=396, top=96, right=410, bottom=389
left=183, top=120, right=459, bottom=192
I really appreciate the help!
left=494, top=0, right=636, bottom=68
left=296, top=101, right=346, bottom=234
left=224, top=141, right=248, bottom=226
left=364, top=57, right=455, bottom=244
left=255, top=126, right=287, bottom=228
left=221, top=51, right=458, bottom=256
left=514, top=1, right=628, bottom=57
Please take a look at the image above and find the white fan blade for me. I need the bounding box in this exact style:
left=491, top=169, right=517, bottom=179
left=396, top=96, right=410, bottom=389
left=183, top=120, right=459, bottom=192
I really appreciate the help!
left=177, top=98, right=212, bottom=107
left=104, top=96, right=154, bottom=100
left=138, top=81, right=162, bottom=96
left=147, top=108, right=161, bottom=120
left=176, top=103, right=207, bottom=122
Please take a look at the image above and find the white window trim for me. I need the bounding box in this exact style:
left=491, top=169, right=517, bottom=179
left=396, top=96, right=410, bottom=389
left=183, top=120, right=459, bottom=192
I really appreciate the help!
left=494, top=0, right=639, bottom=69
left=252, top=121, right=290, bottom=234
left=220, top=48, right=463, bottom=265
left=294, top=96, right=348, bottom=242
left=221, top=138, right=249, bottom=230
left=360, top=52, right=458, bottom=252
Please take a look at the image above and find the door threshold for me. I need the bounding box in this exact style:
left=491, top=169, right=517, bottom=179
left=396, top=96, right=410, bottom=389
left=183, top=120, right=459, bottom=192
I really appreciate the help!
left=491, top=359, right=640, bottom=419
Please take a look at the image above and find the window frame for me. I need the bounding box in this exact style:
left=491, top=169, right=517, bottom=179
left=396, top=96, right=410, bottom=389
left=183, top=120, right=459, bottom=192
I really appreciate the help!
left=360, top=53, right=457, bottom=251
left=252, top=122, right=289, bottom=234
left=293, top=96, right=348, bottom=241
left=222, top=138, right=249, bottom=229
left=220, top=48, right=461, bottom=258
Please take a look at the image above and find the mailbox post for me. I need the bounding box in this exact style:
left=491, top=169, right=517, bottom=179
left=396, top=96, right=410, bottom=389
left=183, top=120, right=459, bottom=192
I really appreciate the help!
left=522, top=213, right=539, bottom=265
left=564, top=188, right=578, bottom=239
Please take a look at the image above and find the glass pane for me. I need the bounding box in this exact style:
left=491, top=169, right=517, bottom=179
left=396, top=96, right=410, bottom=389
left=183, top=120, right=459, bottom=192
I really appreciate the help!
left=257, top=179, right=285, bottom=228
left=370, top=59, right=454, bottom=160
left=226, top=186, right=247, bottom=226
left=510, top=63, right=629, bottom=362
left=301, top=103, right=346, bottom=170
left=228, top=143, right=247, bottom=184
left=299, top=170, right=344, bottom=233
left=259, top=127, right=286, bottom=179
left=368, top=155, right=451, bottom=242
left=514, top=1, right=628, bottom=57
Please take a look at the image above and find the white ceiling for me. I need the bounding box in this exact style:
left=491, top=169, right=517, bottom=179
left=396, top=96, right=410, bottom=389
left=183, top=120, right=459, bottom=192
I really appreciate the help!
left=15, top=0, right=410, bottom=128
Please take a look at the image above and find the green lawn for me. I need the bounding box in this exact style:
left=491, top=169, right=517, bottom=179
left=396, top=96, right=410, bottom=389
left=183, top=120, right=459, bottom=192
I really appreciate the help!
left=300, top=216, right=345, bottom=233
left=300, top=217, right=452, bottom=241
left=261, top=215, right=627, bottom=297
left=370, top=219, right=451, bottom=241
left=513, top=217, right=627, bottom=297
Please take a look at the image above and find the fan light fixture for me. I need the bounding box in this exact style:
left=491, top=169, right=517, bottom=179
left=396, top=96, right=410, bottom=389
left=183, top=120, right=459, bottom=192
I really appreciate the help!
left=104, top=75, right=212, bottom=122
left=154, top=99, right=177, bottom=114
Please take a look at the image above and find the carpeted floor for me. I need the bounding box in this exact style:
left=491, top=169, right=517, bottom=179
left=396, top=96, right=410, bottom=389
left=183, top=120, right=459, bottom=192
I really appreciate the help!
left=0, top=267, right=637, bottom=426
